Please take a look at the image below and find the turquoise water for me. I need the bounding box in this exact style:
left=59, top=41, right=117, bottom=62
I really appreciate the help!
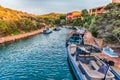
left=0, top=28, right=75, bottom=80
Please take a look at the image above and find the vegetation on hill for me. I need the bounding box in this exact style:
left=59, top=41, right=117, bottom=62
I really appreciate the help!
left=90, top=3, right=120, bottom=44
left=65, top=3, right=120, bottom=44
left=0, top=6, right=46, bottom=37
left=0, top=6, right=66, bottom=37
left=40, top=12, right=65, bottom=19
left=1, top=3, right=119, bottom=44
left=39, top=13, right=66, bottom=27
left=65, top=9, right=95, bottom=28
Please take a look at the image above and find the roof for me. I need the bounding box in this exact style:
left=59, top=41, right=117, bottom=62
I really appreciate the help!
left=67, top=11, right=82, bottom=16
left=90, top=6, right=106, bottom=10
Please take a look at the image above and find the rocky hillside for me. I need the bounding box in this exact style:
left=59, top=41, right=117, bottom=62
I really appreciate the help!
left=0, top=6, right=45, bottom=37
left=0, top=6, right=66, bottom=37
left=90, top=3, right=120, bottom=44
left=0, top=6, right=37, bottom=21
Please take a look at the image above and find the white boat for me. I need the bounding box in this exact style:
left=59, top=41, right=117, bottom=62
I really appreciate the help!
left=43, top=28, right=52, bottom=34
left=103, top=46, right=119, bottom=57
left=67, top=44, right=119, bottom=80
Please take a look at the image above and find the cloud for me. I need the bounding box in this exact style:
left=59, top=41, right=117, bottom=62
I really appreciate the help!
left=0, top=0, right=111, bottom=14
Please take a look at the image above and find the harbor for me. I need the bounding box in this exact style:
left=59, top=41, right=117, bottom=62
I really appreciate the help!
left=0, top=0, right=120, bottom=79
left=0, top=27, right=119, bottom=80
left=0, top=28, right=75, bottom=80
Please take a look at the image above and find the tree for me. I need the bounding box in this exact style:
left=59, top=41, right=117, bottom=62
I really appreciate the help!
left=90, top=3, right=120, bottom=44
left=112, top=28, right=120, bottom=43
left=60, top=15, right=66, bottom=20
left=54, top=18, right=61, bottom=26
left=7, top=21, right=20, bottom=35
left=105, top=3, right=120, bottom=11
left=81, top=9, right=89, bottom=17
left=0, top=20, right=8, bottom=35
left=72, top=18, right=82, bottom=26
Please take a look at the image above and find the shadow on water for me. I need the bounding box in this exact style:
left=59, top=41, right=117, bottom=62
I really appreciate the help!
left=67, top=59, right=77, bottom=80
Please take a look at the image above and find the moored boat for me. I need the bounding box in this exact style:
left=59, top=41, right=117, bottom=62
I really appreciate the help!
left=102, top=46, right=119, bottom=57
left=43, top=28, right=52, bottom=34
left=66, top=31, right=84, bottom=47
left=67, top=44, right=119, bottom=80
left=53, top=27, right=61, bottom=31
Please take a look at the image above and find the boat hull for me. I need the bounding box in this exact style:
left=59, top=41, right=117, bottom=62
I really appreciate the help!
left=43, top=31, right=52, bottom=34
left=67, top=44, right=119, bottom=80
left=67, top=47, right=83, bottom=80
left=53, top=28, right=61, bottom=31
left=110, top=68, right=120, bottom=80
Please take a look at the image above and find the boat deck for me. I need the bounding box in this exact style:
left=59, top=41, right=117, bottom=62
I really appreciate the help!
left=83, top=31, right=120, bottom=75
left=68, top=44, right=118, bottom=80
left=68, top=44, right=88, bottom=79
left=93, top=53, right=120, bottom=75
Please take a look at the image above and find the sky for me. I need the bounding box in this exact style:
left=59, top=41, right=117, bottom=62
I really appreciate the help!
left=0, top=0, right=112, bottom=15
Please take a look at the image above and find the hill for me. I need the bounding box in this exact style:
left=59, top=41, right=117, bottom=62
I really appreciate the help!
left=40, top=12, right=65, bottom=19
left=0, top=6, right=66, bottom=37
left=90, top=3, right=120, bottom=44
left=0, top=6, right=36, bottom=21
left=39, top=12, right=66, bottom=27
left=0, top=6, right=45, bottom=37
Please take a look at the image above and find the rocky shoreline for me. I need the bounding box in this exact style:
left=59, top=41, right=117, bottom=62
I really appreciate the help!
left=0, top=28, right=44, bottom=44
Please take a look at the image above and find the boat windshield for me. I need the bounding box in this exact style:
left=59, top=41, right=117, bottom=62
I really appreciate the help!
left=72, top=33, right=82, bottom=40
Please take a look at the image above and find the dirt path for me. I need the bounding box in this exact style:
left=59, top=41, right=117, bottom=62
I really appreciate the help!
left=0, top=28, right=44, bottom=44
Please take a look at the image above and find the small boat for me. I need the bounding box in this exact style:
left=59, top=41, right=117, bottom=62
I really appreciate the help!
left=66, top=32, right=84, bottom=47
left=67, top=26, right=75, bottom=29
left=53, top=27, right=61, bottom=31
left=67, top=44, right=119, bottom=80
left=43, top=28, right=52, bottom=34
left=103, top=46, right=119, bottom=57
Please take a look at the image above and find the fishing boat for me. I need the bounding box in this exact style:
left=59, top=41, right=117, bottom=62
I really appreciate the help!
left=43, top=28, right=52, bottom=34
left=67, top=44, right=119, bottom=80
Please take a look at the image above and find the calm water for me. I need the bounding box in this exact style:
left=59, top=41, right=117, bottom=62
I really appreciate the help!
left=0, top=28, right=75, bottom=80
